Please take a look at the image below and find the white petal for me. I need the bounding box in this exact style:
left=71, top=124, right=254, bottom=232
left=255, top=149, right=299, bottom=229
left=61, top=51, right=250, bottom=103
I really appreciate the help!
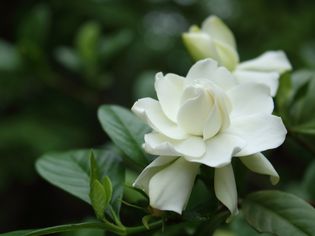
left=227, top=114, right=287, bottom=156
left=132, top=98, right=188, bottom=139
left=209, top=65, right=237, bottom=90
left=227, top=83, right=274, bottom=118
left=187, top=59, right=237, bottom=89
left=201, top=15, right=236, bottom=49
left=155, top=72, right=185, bottom=122
left=237, top=51, right=292, bottom=73
left=133, top=156, right=178, bottom=194
left=182, top=32, right=221, bottom=61
left=234, top=70, right=279, bottom=96
left=177, top=86, right=212, bottom=136
left=239, top=153, right=279, bottom=185
left=215, top=42, right=239, bottom=71
left=203, top=103, right=221, bottom=139
left=186, top=59, right=218, bottom=80
left=148, top=158, right=200, bottom=214
left=214, top=164, right=238, bottom=215
left=188, top=133, right=246, bottom=167
left=144, top=132, right=206, bottom=158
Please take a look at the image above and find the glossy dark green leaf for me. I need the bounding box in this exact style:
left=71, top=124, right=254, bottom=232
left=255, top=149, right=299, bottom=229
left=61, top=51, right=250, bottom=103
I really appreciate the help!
left=89, top=152, right=99, bottom=184
left=99, top=30, right=133, bottom=61
left=292, top=119, right=315, bottom=136
left=230, top=212, right=272, bottom=236
left=243, top=190, right=315, bottom=236
left=17, top=4, right=51, bottom=49
left=276, top=72, right=292, bottom=117
left=98, top=105, right=151, bottom=168
left=102, top=176, right=113, bottom=207
left=54, top=47, right=81, bottom=72
left=76, top=21, right=101, bottom=66
left=290, top=70, right=315, bottom=124
left=36, top=148, right=124, bottom=213
left=303, top=161, right=315, bottom=199
left=90, top=179, right=108, bottom=219
left=0, top=222, right=110, bottom=236
left=0, top=40, right=22, bottom=71
left=0, top=230, right=32, bottom=236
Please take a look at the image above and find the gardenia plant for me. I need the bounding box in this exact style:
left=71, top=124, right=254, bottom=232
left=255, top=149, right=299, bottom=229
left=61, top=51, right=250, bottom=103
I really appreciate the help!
left=5, top=12, right=315, bottom=236
left=182, top=16, right=292, bottom=96
left=132, top=59, right=286, bottom=215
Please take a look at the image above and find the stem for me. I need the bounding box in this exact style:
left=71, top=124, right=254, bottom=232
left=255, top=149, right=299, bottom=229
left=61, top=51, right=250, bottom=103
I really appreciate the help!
left=25, top=221, right=125, bottom=236
left=109, top=205, right=124, bottom=227
left=23, top=220, right=163, bottom=236
left=125, top=220, right=163, bottom=234
left=121, top=200, right=148, bottom=213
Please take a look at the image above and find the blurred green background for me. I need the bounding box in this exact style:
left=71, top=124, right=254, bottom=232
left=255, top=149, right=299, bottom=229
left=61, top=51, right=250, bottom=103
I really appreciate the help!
left=1, top=0, right=315, bottom=233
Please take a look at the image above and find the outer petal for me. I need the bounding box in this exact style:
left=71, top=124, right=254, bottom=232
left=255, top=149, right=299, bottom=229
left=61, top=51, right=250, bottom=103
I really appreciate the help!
left=144, top=132, right=206, bottom=158
left=227, top=114, right=287, bottom=157
left=148, top=157, right=200, bottom=214
left=234, top=70, right=279, bottom=96
left=215, top=42, right=239, bottom=71
left=237, top=51, right=292, bottom=73
left=182, top=32, right=221, bottom=61
left=186, top=58, right=218, bottom=80
left=155, top=72, right=185, bottom=123
left=239, top=153, right=279, bottom=185
left=133, top=156, right=178, bottom=194
left=214, top=164, right=238, bottom=215
left=188, top=133, right=246, bottom=167
left=227, top=83, right=274, bottom=118
left=132, top=98, right=188, bottom=139
left=187, top=59, right=237, bottom=89
left=201, top=15, right=236, bottom=49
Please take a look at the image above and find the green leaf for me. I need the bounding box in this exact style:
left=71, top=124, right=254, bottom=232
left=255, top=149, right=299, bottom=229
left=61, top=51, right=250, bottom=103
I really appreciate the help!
left=133, top=71, right=156, bottom=100
left=303, top=161, right=315, bottom=199
left=242, top=190, right=315, bottom=236
left=276, top=72, right=292, bottom=119
left=0, top=222, right=117, bottom=236
left=298, top=76, right=315, bottom=124
left=98, top=105, right=151, bottom=169
left=0, top=230, right=32, bottom=236
left=54, top=47, right=81, bottom=72
left=99, top=30, right=133, bottom=61
left=289, top=70, right=315, bottom=124
left=90, top=179, right=108, bottom=220
left=102, top=176, right=113, bottom=207
left=0, top=40, right=22, bottom=71
left=61, top=228, right=104, bottom=236
left=36, top=148, right=124, bottom=214
left=89, top=151, right=99, bottom=184
left=18, top=4, right=51, bottom=46
left=292, top=119, right=315, bottom=135
left=76, top=21, right=101, bottom=67
left=230, top=212, right=272, bottom=236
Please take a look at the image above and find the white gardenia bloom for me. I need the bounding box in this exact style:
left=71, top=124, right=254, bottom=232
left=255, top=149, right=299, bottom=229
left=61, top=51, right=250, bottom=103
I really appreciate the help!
left=132, top=59, right=286, bottom=215
left=182, top=15, right=292, bottom=96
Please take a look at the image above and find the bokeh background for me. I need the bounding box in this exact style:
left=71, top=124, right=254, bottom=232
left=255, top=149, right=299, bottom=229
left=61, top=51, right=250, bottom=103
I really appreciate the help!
left=1, top=0, right=315, bottom=233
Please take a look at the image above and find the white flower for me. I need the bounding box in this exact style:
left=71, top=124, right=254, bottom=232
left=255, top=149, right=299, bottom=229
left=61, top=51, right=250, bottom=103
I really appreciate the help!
left=182, top=15, right=292, bottom=96
left=132, top=59, right=286, bottom=215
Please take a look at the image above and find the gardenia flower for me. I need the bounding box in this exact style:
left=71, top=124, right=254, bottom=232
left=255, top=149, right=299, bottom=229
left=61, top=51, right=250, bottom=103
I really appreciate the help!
left=182, top=15, right=292, bottom=96
left=132, top=59, right=286, bottom=215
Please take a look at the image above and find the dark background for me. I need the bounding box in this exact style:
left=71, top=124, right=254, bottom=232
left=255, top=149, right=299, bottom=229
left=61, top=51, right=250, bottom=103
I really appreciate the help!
left=1, top=0, right=315, bottom=233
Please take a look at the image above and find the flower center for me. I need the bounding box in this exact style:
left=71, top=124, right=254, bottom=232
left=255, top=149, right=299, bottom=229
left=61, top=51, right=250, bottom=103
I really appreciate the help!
left=176, top=81, right=231, bottom=140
